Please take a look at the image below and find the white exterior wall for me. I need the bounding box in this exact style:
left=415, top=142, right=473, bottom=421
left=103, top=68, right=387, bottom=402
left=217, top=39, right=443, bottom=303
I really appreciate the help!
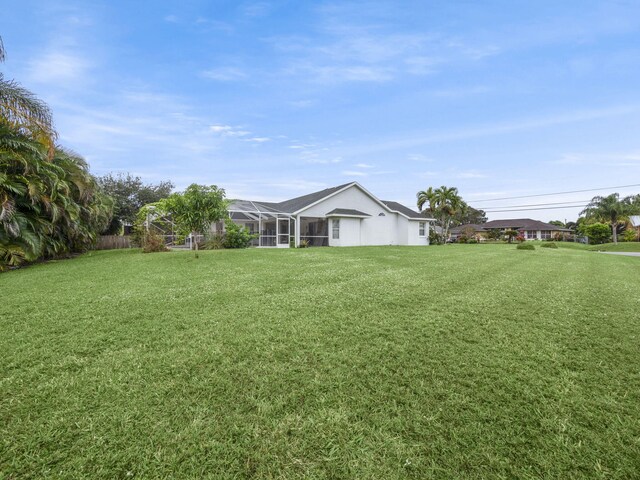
left=407, top=220, right=429, bottom=245
left=299, top=185, right=400, bottom=246
left=396, top=215, right=409, bottom=245
left=329, top=217, right=361, bottom=246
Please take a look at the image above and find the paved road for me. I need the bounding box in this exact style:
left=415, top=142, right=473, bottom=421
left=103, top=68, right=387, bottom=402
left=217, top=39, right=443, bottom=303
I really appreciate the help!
left=598, top=252, right=640, bottom=257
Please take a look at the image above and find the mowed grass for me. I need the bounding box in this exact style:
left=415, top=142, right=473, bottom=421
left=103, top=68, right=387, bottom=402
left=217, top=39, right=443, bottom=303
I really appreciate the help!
left=587, top=242, right=640, bottom=252
left=1, top=245, right=640, bottom=479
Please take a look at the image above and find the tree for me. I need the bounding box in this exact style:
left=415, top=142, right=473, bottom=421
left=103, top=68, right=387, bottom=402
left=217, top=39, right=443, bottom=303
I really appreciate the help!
left=0, top=36, right=57, bottom=156
left=157, top=184, right=227, bottom=257
left=581, top=193, right=633, bottom=243
left=504, top=229, right=518, bottom=244
left=549, top=220, right=565, bottom=227
left=417, top=185, right=466, bottom=242
left=453, top=206, right=487, bottom=226
left=98, top=173, right=173, bottom=234
left=583, top=223, right=611, bottom=245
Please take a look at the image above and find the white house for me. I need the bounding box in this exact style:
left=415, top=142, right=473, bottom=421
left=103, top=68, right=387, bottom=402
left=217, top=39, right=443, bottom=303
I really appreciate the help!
left=214, top=182, right=433, bottom=247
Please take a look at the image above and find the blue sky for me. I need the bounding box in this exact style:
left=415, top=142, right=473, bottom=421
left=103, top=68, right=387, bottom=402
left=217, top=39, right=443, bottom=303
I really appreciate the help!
left=2, top=0, right=640, bottom=221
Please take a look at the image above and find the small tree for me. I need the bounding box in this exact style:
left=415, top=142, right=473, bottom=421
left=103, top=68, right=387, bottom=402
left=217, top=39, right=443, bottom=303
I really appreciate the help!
left=159, top=184, right=227, bottom=257
left=223, top=219, right=257, bottom=248
left=623, top=228, right=638, bottom=242
left=504, top=229, right=518, bottom=243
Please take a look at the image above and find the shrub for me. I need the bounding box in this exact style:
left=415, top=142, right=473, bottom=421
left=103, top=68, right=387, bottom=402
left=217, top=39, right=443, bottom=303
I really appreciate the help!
left=201, top=233, right=225, bottom=250
left=584, top=223, right=611, bottom=245
left=457, top=235, right=468, bottom=244
left=516, top=243, right=535, bottom=250
left=298, top=239, right=310, bottom=248
left=429, top=230, right=442, bottom=245
left=515, top=235, right=525, bottom=243
left=541, top=242, right=558, bottom=249
left=623, top=228, right=638, bottom=242
left=223, top=219, right=257, bottom=248
left=142, top=230, right=169, bottom=253
left=467, top=238, right=478, bottom=244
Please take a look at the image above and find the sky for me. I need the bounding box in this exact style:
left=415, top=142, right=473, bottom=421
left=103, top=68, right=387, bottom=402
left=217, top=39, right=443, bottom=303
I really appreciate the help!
left=2, top=0, right=640, bottom=221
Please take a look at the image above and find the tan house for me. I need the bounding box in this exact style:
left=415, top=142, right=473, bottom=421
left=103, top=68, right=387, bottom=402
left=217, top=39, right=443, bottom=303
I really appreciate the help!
left=450, top=218, right=573, bottom=241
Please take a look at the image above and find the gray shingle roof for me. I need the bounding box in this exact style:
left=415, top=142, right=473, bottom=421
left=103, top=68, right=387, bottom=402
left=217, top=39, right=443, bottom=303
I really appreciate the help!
left=325, top=208, right=371, bottom=217
left=265, top=183, right=354, bottom=214
left=381, top=201, right=424, bottom=220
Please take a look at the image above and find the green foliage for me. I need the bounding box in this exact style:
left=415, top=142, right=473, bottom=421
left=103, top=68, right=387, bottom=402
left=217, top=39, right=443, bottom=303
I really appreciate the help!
left=504, top=229, right=518, bottom=243
left=157, top=184, right=227, bottom=257
left=517, top=243, right=535, bottom=250
left=416, top=185, right=466, bottom=241
left=487, top=228, right=502, bottom=241
left=581, top=193, right=635, bottom=243
left=541, top=242, right=558, bottom=249
left=298, top=238, right=310, bottom=248
left=623, top=228, right=638, bottom=242
left=222, top=219, right=256, bottom=248
left=201, top=233, right=225, bottom=250
left=583, top=222, right=611, bottom=245
left=0, top=44, right=110, bottom=270
left=98, top=173, right=173, bottom=234
left=457, top=235, right=468, bottom=243
left=141, top=230, right=169, bottom=253
left=467, top=238, right=478, bottom=244
left=428, top=229, right=441, bottom=245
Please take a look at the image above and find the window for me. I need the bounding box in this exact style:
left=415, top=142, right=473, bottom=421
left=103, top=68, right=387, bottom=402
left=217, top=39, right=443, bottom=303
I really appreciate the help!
left=526, top=230, right=537, bottom=239
left=378, top=212, right=386, bottom=216
left=419, top=222, right=426, bottom=237
left=332, top=219, right=340, bottom=239
left=541, top=230, right=552, bottom=240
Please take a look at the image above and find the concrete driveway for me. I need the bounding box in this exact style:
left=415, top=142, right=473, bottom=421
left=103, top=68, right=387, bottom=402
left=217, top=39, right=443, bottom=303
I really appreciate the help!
left=598, top=252, right=640, bottom=257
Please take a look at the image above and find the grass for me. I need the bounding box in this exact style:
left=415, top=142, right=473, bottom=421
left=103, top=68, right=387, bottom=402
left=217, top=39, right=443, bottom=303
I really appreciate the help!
left=586, top=242, right=640, bottom=252
left=1, top=245, right=640, bottom=479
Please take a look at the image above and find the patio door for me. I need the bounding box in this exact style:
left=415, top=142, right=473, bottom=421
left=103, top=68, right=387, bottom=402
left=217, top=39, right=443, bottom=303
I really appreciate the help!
left=277, top=218, right=290, bottom=245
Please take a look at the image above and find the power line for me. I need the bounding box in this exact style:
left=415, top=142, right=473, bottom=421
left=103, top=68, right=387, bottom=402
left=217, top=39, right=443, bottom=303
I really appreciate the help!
left=483, top=204, right=588, bottom=213
left=470, top=183, right=640, bottom=203
left=481, top=199, right=591, bottom=210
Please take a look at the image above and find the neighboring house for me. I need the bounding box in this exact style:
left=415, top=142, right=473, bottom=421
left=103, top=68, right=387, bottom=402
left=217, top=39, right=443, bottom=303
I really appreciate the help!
left=214, top=182, right=434, bottom=247
left=450, top=218, right=573, bottom=241
left=631, top=215, right=640, bottom=237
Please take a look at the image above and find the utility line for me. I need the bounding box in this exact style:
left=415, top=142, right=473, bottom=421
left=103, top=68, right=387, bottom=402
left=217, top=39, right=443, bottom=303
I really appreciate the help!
left=483, top=204, right=588, bottom=213
left=470, top=183, right=640, bottom=203
left=480, top=199, right=591, bottom=210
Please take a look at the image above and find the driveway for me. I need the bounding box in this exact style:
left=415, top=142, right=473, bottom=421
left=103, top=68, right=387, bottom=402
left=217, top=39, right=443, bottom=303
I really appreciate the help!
left=598, top=252, right=640, bottom=257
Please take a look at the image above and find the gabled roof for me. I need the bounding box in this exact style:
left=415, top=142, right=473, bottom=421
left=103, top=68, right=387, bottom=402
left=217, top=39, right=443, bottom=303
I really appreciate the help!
left=325, top=208, right=371, bottom=217
left=381, top=201, right=426, bottom=220
left=450, top=223, right=486, bottom=234
left=265, top=183, right=354, bottom=214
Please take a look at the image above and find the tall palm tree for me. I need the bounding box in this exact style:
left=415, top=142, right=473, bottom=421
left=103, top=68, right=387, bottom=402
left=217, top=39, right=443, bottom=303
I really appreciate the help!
left=0, top=36, right=57, bottom=156
left=417, top=185, right=466, bottom=241
left=581, top=193, right=632, bottom=243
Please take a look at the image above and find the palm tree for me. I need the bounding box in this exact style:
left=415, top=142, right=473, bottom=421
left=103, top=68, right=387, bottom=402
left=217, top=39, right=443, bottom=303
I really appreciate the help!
left=0, top=36, right=57, bottom=156
left=581, top=193, right=632, bottom=243
left=417, top=185, right=466, bottom=242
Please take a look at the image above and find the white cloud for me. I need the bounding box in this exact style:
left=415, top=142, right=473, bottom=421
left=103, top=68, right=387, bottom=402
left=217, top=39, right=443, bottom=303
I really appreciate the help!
left=354, top=163, right=374, bottom=168
left=28, top=52, right=91, bottom=85
left=342, top=170, right=368, bottom=177
left=164, top=14, right=179, bottom=23
left=246, top=137, right=271, bottom=143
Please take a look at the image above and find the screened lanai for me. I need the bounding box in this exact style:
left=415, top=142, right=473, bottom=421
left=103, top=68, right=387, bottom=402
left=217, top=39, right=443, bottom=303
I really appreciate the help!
left=226, top=200, right=294, bottom=247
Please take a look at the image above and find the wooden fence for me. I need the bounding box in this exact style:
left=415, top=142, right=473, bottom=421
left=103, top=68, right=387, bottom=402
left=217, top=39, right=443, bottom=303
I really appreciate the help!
left=95, top=235, right=131, bottom=250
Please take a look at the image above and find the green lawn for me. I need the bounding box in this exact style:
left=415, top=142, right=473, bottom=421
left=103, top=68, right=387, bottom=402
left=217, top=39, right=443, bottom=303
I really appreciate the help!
left=586, top=242, right=640, bottom=252
left=1, top=246, right=639, bottom=479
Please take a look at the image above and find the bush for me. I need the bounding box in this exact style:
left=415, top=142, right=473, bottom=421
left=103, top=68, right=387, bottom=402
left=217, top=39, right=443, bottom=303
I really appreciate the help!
left=142, top=230, right=169, bottom=253
left=429, top=230, right=442, bottom=245
left=457, top=235, right=468, bottom=244
left=298, top=239, right=310, bottom=248
left=541, top=242, right=558, bottom=249
left=200, top=233, right=225, bottom=250
left=223, top=219, right=257, bottom=248
left=584, top=223, right=611, bottom=245
left=467, top=238, right=478, bottom=244
left=515, top=235, right=525, bottom=243
left=623, top=229, right=638, bottom=242
left=516, top=243, right=535, bottom=250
